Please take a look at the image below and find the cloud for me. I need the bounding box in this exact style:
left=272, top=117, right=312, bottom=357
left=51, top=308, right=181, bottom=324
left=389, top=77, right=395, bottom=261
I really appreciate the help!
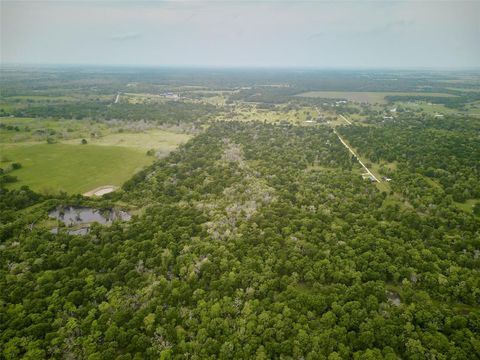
left=109, top=32, right=142, bottom=41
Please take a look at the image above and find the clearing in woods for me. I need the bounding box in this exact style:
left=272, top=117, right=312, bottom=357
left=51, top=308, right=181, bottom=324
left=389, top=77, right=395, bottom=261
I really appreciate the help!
left=0, top=143, right=153, bottom=194
left=296, top=91, right=456, bottom=104
left=63, top=129, right=191, bottom=152
left=1, top=125, right=191, bottom=194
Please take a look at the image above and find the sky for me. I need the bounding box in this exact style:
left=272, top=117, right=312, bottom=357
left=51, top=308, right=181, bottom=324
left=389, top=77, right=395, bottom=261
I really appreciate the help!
left=1, top=0, right=479, bottom=69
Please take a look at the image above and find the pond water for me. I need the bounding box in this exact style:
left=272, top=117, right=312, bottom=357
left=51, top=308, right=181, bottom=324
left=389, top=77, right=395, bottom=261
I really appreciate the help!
left=49, top=206, right=131, bottom=235
left=49, top=206, right=131, bottom=226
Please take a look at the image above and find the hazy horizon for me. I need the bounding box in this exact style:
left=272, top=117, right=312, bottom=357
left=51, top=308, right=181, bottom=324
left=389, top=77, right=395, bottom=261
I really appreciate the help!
left=1, top=1, right=479, bottom=69
left=2, top=62, right=480, bottom=72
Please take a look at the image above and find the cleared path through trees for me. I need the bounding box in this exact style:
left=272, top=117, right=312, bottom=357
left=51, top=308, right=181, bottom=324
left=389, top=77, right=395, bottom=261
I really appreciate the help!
left=339, top=114, right=352, bottom=125
left=314, top=107, right=380, bottom=182
left=333, top=129, right=380, bottom=182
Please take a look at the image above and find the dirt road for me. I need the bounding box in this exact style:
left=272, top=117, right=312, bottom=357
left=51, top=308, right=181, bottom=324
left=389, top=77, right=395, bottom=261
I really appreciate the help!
left=334, top=129, right=380, bottom=182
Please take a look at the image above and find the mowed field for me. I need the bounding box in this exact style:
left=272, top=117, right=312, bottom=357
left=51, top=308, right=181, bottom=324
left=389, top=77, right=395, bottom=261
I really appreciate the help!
left=63, top=129, right=191, bottom=153
left=296, top=91, right=456, bottom=104
left=1, top=143, right=153, bottom=194
left=1, top=116, right=192, bottom=194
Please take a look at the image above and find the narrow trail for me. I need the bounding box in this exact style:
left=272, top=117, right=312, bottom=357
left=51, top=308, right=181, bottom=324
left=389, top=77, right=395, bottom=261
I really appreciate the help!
left=339, top=114, right=352, bottom=125
left=333, top=129, right=380, bottom=182
left=114, top=93, right=120, bottom=104
left=315, top=106, right=381, bottom=182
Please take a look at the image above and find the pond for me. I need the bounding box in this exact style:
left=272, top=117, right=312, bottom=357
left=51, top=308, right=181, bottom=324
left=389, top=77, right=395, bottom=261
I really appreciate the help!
left=49, top=206, right=131, bottom=235
left=49, top=206, right=131, bottom=225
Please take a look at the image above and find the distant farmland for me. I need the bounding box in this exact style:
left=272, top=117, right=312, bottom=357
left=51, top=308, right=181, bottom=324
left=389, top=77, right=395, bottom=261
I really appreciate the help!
left=296, top=91, right=457, bottom=104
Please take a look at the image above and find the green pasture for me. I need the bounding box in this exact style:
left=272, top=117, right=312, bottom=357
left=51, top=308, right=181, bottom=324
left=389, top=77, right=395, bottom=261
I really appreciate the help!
left=0, top=143, right=153, bottom=194
left=63, top=129, right=191, bottom=153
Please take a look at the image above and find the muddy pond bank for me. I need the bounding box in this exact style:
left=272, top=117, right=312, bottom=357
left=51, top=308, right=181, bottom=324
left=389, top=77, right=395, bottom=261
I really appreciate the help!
left=49, top=206, right=131, bottom=235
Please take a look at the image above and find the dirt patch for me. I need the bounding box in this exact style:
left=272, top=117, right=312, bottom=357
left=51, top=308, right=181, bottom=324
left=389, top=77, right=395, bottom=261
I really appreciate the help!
left=83, top=185, right=118, bottom=197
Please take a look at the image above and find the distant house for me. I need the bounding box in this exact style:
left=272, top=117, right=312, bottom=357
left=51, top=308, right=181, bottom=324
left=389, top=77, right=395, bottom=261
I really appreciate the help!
left=383, top=116, right=394, bottom=120
left=434, top=113, right=444, bottom=118
left=382, top=176, right=392, bottom=182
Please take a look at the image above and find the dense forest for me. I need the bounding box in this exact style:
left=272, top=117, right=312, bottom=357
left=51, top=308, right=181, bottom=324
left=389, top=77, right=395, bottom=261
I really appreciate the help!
left=3, top=0, right=480, bottom=351
left=1, top=121, right=479, bottom=359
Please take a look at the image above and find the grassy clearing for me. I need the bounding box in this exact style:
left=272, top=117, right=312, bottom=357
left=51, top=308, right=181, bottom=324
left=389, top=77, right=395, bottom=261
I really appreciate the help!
left=217, top=103, right=326, bottom=124
left=63, top=129, right=191, bottom=152
left=1, top=119, right=190, bottom=194
left=422, top=176, right=443, bottom=190
left=196, top=95, right=227, bottom=106
left=123, top=93, right=169, bottom=104
left=1, top=118, right=191, bottom=152
left=369, top=161, right=397, bottom=175
left=453, top=199, right=478, bottom=214
left=1, top=143, right=154, bottom=194
left=296, top=91, right=456, bottom=104
left=397, top=101, right=461, bottom=115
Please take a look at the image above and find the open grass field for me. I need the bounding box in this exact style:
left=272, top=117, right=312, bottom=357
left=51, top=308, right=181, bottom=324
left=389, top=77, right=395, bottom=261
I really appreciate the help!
left=396, top=101, right=464, bottom=115
left=0, top=143, right=153, bottom=194
left=1, top=118, right=191, bottom=194
left=63, top=129, right=191, bottom=152
left=454, top=199, right=478, bottom=214
left=399, top=100, right=480, bottom=117
left=123, top=93, right=166, bottom=104
left=296, top=91, right=457, bottom=104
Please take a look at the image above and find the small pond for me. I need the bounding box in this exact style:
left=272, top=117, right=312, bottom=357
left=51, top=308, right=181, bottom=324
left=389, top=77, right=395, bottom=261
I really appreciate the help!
left=49, top=206, right=131, bottom=226
left=49, top=206, right=131, bottom=235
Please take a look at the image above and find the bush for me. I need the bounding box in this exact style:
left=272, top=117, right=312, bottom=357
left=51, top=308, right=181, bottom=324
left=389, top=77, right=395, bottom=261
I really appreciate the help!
left=0, top=174, right=18, bottom=184
left=473, top=202, right=480, bottom=216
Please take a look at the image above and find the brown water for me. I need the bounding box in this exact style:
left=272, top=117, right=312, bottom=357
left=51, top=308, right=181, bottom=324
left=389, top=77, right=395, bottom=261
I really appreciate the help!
left=49, top=206, right=131, bottom=226
left=49, top=206, right=131, bottom=235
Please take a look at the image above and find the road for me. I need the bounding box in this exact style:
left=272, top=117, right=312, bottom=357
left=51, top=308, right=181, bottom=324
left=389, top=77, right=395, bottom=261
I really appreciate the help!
left=333, top=129, right=380, bottom=182
left=339, top=114, right=352, bottom=125
left=114, top=93, right=120, bottom=104
left=314, top=107, right=381, bottom=182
